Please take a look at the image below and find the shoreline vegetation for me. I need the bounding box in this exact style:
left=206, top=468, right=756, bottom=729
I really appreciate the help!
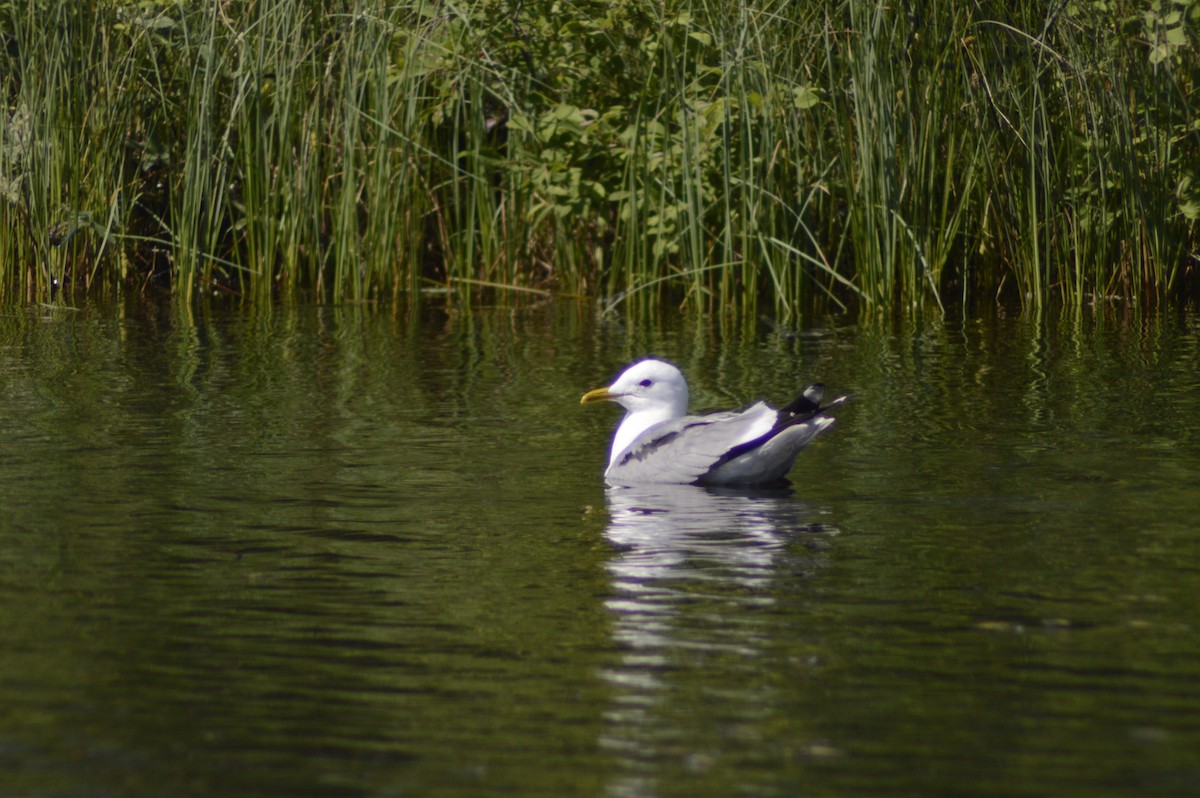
left=1, top=0, right=1197, bottom=316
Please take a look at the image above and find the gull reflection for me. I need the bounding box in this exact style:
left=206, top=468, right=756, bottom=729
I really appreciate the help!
left=598, top=483, right=838, bottom=797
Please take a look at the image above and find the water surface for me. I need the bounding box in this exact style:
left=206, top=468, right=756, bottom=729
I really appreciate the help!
left=1, top=299, right=1198, bottom=797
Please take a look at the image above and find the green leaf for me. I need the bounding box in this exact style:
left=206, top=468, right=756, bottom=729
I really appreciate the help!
left=508, top=112, right=534, bottom=135
left=550, top=104, right=581, bottom=122
left=792, top=85, right=820, bottom=110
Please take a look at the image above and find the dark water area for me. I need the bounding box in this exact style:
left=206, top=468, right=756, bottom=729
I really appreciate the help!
left=1, top=298, right=1198, bottom=798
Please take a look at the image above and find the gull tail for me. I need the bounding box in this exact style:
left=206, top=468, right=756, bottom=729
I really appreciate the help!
left=698, top=383, right=850, bottom=486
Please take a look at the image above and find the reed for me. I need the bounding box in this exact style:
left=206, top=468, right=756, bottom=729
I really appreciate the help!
left=0, top=0, right=1196, bottom=314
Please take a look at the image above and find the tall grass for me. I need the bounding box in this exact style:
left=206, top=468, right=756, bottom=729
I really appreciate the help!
left=1, top=0, right=1197, bottom=314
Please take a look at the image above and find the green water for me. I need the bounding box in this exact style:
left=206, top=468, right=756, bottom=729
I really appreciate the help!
left=1, top=300, right=1198, bottom=798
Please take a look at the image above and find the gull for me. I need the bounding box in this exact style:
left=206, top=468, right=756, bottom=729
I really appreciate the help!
left=581, top=359, right=846, bottom=487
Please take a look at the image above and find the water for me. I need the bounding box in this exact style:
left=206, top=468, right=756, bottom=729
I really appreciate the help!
left=1, top=299, right=1198, bottom=797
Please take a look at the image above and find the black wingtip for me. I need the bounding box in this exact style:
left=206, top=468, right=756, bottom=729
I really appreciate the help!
left=780, top=383, right=824, bottom=418
left=779, top=383, right=849, bottom=421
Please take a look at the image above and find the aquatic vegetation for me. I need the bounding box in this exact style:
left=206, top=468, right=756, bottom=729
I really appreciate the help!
left=0, top=0, right=1196, bottom=314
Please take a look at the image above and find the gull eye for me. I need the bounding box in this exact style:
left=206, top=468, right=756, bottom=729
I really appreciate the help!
left=639, top=379, right=653, bottom=387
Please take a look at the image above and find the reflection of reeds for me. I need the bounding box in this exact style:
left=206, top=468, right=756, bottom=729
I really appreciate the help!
left=1, top=0, right=1195, bottom=312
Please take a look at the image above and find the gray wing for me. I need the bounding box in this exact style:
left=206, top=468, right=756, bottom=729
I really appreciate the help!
left=605, top=403, right=777, bottom=485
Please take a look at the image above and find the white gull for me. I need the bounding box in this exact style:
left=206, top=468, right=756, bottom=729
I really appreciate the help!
left=581, top=359, right=846, bottom=487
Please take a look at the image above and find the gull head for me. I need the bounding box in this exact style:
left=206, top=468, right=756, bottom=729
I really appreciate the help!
left=580, top=359, right=689, bottom=418
left=581, top=359, right=690, bottom=468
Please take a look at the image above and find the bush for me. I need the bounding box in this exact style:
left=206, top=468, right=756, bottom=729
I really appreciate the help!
left=1, top=0, right=1196, bottom=314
